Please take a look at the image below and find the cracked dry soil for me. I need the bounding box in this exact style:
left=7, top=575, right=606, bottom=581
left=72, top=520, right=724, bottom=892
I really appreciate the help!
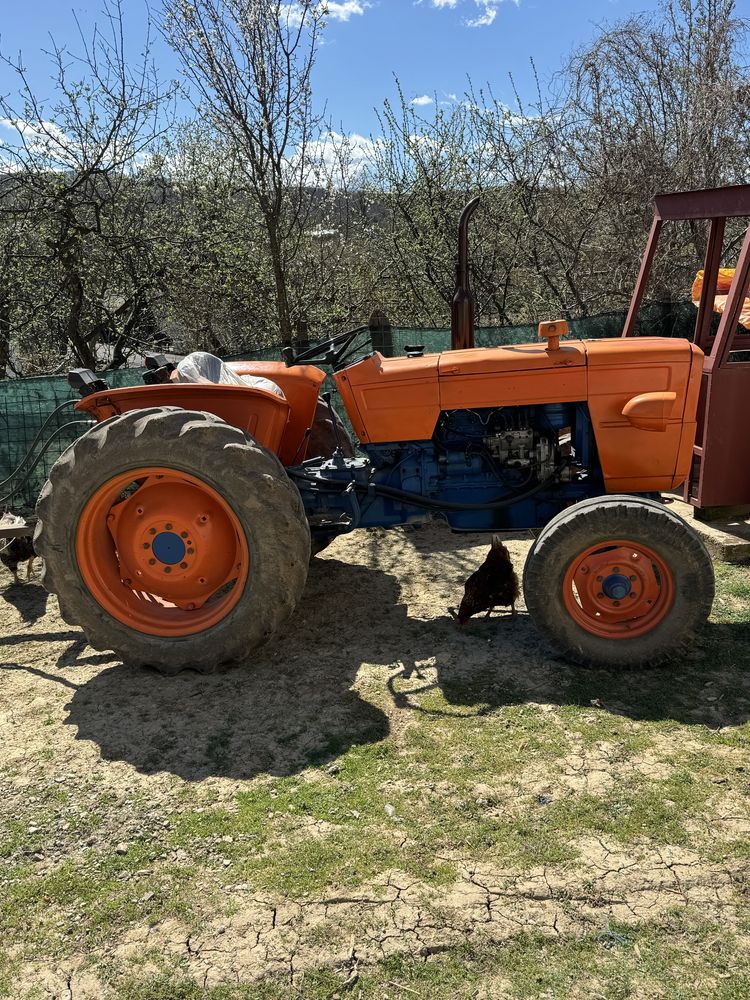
left=1, top=523, right=750, bottom=997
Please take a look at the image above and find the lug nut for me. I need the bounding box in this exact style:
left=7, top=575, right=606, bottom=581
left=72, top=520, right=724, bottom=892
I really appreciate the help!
left=596, top=576, right=603, bottom=582
left=164, top=567, right=172, bottom=574
left=148, top=527, right=156, bottom=535
left=613, top=567, right=620, bottom=573
left=165, top=523, right=173, bottom=530
left=187, top=547, right=194, bottom=555
left=142, top=543, right=150, bottom=550
left=613, top=600, right=620, bottom=607
left=597, top=592, right=604, bottom=598
left=180, top=562, right=188, bottom=569
left=579, top=566, right=589, bottom=575
left=630, top=575, right=636, bottom=581
left=148, top=558, right=156, bottom=565
left=181, top=531, right=188, bottom=538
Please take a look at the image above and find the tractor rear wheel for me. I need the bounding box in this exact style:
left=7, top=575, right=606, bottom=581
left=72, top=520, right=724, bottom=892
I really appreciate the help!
left=35, top=407, right=310, bottom=674
left=523, top=495, right=714, bottom=669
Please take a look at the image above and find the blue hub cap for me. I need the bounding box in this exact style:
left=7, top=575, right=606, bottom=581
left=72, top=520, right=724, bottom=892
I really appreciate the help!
left=151, top=531, right=186, bottom=565
left=602, top=573, right=632, bottom=601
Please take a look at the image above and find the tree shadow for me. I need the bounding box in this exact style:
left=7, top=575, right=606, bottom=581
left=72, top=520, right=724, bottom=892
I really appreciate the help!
left=63, top=556, right=394, bottom=781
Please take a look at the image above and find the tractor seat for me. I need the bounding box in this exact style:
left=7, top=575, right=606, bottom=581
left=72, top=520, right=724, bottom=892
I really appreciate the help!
left=175, top=352, right=285, bottom=398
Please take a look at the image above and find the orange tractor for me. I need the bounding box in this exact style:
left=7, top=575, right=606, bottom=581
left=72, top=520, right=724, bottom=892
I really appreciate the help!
left=36, top=185, right=750, bottom=675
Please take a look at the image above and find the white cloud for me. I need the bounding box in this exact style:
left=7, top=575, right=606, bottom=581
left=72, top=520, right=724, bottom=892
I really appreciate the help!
left=466, top=4, right=497, bottom=27
left=327, top=1, right=367, bottom=20
left=419, top=0, right=518, bottom=27
left=283, top=1, right=368, bottom=27
left=411, top=95, right=434, bottom=106
left=0, top=117, right=76, bottom=169
left=291, top=130, right=381, bottom=185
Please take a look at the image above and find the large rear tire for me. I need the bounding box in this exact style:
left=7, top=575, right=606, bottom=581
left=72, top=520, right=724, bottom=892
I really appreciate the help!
left=35, top=407, right=310, bottom=674
left=523, top=495, right=714, bottom=669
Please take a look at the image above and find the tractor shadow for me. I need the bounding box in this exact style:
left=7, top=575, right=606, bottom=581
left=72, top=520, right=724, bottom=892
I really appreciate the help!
left=63, top=555, right=396, bottom=781
left=62, top=525, right=750, bottom=781
left=391, top=613, right=750, bottom=731
left=375, top=524, right=750, bottom=731
left=0, top=579, right=49, bottom=624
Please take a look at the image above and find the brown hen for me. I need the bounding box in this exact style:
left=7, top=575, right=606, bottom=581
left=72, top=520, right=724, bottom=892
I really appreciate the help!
left=451, top=536, right=519, bottom=625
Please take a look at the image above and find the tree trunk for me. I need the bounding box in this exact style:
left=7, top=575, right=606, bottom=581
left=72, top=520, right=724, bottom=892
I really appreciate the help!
left=266, top=217, right=293, bottom=348
left=65, top=272, right=97, bottom=369
left=0, top=296, right=10, bottom=379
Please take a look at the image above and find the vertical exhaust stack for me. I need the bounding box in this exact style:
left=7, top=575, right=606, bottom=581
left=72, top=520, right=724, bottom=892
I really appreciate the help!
left=451, top=197, right=480, bottom=351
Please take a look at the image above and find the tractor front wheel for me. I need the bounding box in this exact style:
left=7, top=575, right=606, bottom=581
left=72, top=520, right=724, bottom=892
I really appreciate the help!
left=523, top=495, right=714, bottom=669
left=35, top=407, right=310, bottom=674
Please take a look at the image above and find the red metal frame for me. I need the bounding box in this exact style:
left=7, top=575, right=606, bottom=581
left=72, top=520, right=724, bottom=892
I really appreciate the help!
left=622, top=183, right=750, bottom=509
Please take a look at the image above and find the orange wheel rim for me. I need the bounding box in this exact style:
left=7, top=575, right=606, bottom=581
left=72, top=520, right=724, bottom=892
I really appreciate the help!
left=562, top=540, right=674, bottom=640
left=75, top=467, right=250, bottom=637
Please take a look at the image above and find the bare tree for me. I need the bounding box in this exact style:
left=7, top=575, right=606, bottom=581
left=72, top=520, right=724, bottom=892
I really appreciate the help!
left=161, top=0, right=326, bottom=346
left=0, top=0, right=175, bottom=371
left=562, top=0, right=750, bottom=301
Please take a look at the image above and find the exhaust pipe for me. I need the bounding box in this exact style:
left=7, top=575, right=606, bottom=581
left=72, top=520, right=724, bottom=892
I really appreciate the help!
left=450, top=197, right=480, bottom=351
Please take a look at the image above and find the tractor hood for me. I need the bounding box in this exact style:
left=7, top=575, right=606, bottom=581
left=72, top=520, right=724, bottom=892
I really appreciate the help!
left=334, top=337, right=699, bottom=449
left=335, top=342, right=587, bottom=444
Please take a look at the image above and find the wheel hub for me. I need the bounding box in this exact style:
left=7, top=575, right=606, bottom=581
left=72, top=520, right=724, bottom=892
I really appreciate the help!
left=76, top=464, right=250, bottom=639
left=601, top=572, right=632, bottom=601
left=151, top=530, right=187, bottom=565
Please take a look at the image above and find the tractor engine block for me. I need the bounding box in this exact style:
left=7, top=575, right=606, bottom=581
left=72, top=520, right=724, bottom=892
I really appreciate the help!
left=483, top=428, right=554, bottom=475
left=291, top=401, right=600, bottom=537
left=435, top=406, right=560, bottom=481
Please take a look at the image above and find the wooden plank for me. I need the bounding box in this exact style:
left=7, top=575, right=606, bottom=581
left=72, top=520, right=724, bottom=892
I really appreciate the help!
left=0, top=524, right=33, bottom=540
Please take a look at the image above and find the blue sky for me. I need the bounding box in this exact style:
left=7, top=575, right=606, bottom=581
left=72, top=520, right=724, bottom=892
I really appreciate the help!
left=1, top=0, right=748, bottom=139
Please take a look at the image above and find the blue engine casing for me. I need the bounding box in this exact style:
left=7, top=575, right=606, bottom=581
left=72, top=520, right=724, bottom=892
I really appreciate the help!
left=290, top=402, right=605, bottom=538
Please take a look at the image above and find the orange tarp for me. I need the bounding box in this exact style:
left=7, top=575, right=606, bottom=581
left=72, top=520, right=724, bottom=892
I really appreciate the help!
left=692, top=267, right=750, bottom=330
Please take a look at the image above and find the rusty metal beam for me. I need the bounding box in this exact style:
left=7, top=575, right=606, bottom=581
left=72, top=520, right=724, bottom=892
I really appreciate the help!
left=694, top=216, right=725, bottom=352
left=654, top=184, right=750, bottom=221
left=623, top=217, right=662, bottom=337
left=708, top=221, right=750, bottom=372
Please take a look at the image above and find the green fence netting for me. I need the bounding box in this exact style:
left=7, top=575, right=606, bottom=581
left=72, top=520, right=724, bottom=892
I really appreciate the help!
left=0, top=302, right=702, bottom=513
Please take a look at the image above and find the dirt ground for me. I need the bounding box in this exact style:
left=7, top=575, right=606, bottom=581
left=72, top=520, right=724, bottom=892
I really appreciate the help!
left=1, top=523, right=750, bottom=999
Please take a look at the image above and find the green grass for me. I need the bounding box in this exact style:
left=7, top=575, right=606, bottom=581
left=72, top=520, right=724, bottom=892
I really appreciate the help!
left=2, top=558, right=750, bottom=998
left=80, top=913, right=750, bottom=999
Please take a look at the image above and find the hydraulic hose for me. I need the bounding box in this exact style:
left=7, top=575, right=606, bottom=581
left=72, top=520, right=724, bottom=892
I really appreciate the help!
left=289, top=461, right=568, bottom=513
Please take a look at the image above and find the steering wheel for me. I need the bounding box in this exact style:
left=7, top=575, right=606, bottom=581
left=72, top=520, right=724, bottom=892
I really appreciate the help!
left=283, top=326, right=370, bottom=370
